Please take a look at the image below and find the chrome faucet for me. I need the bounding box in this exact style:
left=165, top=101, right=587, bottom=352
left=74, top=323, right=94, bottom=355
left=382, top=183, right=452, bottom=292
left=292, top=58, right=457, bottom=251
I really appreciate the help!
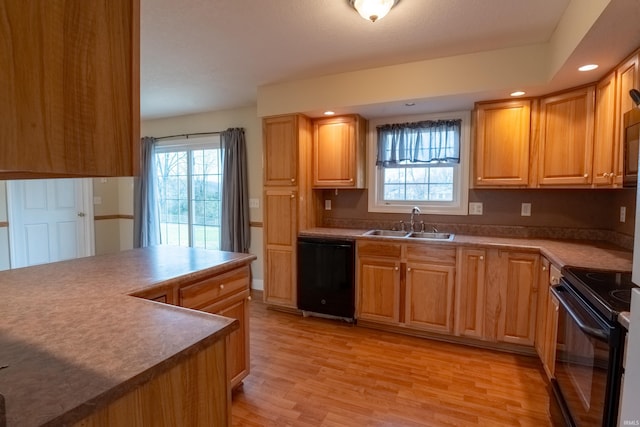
left=409, top=206, right=421, bottom=232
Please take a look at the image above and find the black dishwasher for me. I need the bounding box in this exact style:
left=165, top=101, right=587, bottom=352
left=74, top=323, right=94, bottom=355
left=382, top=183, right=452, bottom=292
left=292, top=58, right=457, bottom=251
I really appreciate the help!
left=297, top=236, right=355, bottom=320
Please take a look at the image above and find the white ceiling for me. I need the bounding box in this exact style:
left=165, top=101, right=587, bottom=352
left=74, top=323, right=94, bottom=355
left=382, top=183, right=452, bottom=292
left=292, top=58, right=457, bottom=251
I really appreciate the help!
left=141, top=0, right=640, bottom=120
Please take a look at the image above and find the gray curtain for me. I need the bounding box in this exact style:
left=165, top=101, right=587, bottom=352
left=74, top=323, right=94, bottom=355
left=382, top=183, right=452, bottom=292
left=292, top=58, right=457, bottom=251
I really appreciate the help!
left=133, top=136, right=161, bottom=248
left=221, top=128, right=250, bottom=253
left=376, top=119, right=461, bottom=166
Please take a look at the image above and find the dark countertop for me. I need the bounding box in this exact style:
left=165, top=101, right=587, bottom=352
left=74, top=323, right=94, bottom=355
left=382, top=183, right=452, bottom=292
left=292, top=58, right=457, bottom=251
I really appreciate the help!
left=0, top=246, right=256, bottom=427
left=299, top=227, right=633, bottom=271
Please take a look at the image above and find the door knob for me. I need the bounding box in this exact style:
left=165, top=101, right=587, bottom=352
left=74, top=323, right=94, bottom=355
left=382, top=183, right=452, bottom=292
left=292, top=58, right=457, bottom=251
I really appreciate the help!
left=77, top=212, right=86, bottom=217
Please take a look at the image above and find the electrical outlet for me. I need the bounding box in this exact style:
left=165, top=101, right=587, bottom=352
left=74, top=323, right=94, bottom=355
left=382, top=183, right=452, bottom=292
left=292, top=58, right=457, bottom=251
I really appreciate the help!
left=469, top=202, right=483, bottom=215
left=325, top=200, right=332, bottom=210
left=620, top=206, right=626, bottom=223
left=521, top=203, right=531, bottom=216
left=93, top=196, right=102, bottom=205
left=249, top=198, right=259, bottom=209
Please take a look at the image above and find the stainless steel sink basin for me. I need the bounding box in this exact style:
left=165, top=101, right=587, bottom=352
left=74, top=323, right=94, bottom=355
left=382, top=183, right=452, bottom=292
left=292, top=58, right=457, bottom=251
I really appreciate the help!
left=407, top=231, right=454, bottom=241
left=363, top=229, right=410, bottom=238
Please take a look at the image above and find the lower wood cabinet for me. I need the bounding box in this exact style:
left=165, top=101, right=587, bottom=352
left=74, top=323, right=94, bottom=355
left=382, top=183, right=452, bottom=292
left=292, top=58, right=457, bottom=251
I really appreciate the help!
left=535, top=257, right=551, bottom=358
left=356, top=241, right=456, bottom=335
left=455, top=248, right=486, bottom=339
left=134, top=264, right=252, bottom=391
left=494, top=251, right=539, bottom=346
left=357, top=242, right=541, bottom=351
left=356, top=242, right=401, bottom=324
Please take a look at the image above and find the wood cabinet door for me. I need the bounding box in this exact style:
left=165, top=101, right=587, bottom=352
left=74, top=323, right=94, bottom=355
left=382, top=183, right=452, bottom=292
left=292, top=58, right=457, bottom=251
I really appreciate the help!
left=312, top=115, right=365, bottom=188
left=454, top=248, right=486, bottom=339
left=474, top=100, right=531, bottom=186
left=538, top=87, right=595, bottom=186
left=0, top=0, right=139, bottom=178
left=497, top=252, right=539, bottom=346
left=543, top=289, right=560, bottom=379
left=263, top=115, right=299, bottom=186
left=615, top=53, right=640, bottom=185
left=534, top=258, right=550, bottom=358
left=405, top=262, right=455, bottom=334
left=264, top=188, right=297, bottom=307
left=593, top=72, right=618, bottom=186
left=217, top=294, right=250, bottom=389
left=357, top=256, right=400, bottom=324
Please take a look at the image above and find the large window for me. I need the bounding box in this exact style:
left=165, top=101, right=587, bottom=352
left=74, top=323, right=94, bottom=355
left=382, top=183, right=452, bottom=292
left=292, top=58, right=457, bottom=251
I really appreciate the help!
left=368, top=111, right=470, bottom=215
left=154, top=136, right=223, bottom=249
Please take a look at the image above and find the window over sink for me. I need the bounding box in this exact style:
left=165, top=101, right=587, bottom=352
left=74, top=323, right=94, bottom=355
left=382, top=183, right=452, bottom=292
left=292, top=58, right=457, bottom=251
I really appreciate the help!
left=368, top=111, right=470, bottom=215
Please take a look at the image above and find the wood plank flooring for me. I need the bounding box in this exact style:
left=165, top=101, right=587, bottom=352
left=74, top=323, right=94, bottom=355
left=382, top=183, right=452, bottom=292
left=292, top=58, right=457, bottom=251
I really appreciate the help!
left=232, top=300, right=552, bottom=426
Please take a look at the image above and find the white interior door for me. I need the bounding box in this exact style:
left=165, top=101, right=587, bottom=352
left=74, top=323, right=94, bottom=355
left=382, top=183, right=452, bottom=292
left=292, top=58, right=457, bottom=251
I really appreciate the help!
left=7, top=178, right=95, bottom=268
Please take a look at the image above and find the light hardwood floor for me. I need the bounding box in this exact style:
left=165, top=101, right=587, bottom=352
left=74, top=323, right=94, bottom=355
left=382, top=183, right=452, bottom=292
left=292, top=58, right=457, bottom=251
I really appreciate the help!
left=232, top=299, right=552, bottom=426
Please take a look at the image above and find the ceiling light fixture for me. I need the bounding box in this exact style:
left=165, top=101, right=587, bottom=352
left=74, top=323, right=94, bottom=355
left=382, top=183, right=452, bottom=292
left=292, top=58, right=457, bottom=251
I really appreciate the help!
left=578, top=64, right=599, bottom=72
left=349, top=0, right=400, bottom=23
left=510, top=91, right=526, bottom=97
left=324, top=111, right=335, bottom=116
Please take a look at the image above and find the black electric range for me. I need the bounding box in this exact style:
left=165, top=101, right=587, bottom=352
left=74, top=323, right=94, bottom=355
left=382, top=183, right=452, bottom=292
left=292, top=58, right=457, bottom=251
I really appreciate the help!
left=561, top=266, right=637, bottom=322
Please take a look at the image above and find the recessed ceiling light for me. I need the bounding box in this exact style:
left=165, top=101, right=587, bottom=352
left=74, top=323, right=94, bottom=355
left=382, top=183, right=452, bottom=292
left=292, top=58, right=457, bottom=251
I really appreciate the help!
left=405, top=102, right=415, bottom=107
left=578, top=64, right=599, bottom=72
left=510, top=91, right=526, bottom=97
left=324, top=111, right=335, bottom=116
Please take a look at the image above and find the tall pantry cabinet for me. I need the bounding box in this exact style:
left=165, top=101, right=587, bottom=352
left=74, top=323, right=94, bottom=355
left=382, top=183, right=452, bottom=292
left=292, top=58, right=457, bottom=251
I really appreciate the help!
left=263, top=115, right=319, bottom=309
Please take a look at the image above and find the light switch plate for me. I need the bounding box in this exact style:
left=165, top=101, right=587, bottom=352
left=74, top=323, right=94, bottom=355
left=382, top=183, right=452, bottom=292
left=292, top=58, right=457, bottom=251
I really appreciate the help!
left=249, top=198, right=259, bottom=209
left=325, top=200, right=332, bottom=210
left=620, top=206, right=626, bottom=223
left=93, top=196, right=102, bottom=205
left=521, top=203, right=532, bottom=216
left=469, top=202, right=483, bottom=215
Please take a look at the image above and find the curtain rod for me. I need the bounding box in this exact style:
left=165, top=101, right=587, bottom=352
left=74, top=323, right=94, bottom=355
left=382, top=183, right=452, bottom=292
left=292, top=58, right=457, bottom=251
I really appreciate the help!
left=155, top=131, right=222, bottom=141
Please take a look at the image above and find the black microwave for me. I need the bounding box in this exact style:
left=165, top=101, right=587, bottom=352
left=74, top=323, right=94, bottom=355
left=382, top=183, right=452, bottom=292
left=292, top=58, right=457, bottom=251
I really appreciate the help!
left=623, top=108, right=640, bottom=187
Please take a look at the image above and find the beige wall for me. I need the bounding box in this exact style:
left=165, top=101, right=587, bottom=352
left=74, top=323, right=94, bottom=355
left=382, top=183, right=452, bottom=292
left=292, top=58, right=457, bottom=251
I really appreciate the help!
left=93, top=177, right=135, bottom=255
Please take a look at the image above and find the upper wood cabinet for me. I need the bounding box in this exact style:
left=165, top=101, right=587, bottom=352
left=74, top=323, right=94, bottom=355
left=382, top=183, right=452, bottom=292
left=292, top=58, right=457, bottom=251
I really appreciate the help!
left=593, top=72, right=619, bottom=186
left=312, top=115, right=367, bottom=188
left=263, top=115, right=301, bottom=186
left=537, top=86, right=595, bottom=186
left=473, top=100, right=531, bottom=187
left=614, top=52, right=640, bottom=185
left=0, top=0, right=140, bottom=178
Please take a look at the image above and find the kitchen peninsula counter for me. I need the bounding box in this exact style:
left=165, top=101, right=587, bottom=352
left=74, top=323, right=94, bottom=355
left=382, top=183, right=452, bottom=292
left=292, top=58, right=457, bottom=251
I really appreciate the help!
left=299, top=227, right=633, bottom=271
left=0, top=246, right=256, bottom=427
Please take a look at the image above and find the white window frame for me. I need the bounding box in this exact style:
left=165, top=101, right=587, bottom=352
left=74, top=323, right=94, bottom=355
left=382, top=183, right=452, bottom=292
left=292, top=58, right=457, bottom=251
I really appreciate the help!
left=154, top=135, right=223, bottom=249
left=367, top=110, right=470, bottom=215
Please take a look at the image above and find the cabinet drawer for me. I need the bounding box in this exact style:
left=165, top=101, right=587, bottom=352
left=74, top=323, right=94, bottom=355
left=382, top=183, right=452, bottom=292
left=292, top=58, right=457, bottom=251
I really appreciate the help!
left=357, top=241, right=402, bottom=258
left=180, top=266, right=250, bottom=310
left=405, top=244, right=456, bottom=264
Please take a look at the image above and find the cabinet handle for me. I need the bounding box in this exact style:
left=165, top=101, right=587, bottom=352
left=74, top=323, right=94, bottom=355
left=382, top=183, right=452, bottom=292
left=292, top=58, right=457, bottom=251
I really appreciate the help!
left=477, top=177, right=482, bottom=181
left=407, top=267, right=412, bottom=272
left=583, top=173, right=589, bottom=178
left=542, top=266, right=547, bottom=271
left=290, top=194, right=295, bottom=199
left=220, top=284, right=225, bottom=290
left=247, top=295, right=252, bottom=301
left=291, top=178, right=295, bottom=183
left=479, top=256, right=484, bottom=260
left=394, top=266, right=399, bottom=271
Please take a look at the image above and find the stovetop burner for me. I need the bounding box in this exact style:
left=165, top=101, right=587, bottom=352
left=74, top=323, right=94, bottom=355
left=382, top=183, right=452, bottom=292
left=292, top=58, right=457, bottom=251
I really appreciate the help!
left=610, top=289, right=632, bottom=304
left=561, top=266, right=637, bottom=321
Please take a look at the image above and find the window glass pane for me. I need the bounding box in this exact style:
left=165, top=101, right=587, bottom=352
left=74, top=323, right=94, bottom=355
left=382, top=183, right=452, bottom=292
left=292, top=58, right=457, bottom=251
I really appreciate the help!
left=155, top=144, right=222, bottom=250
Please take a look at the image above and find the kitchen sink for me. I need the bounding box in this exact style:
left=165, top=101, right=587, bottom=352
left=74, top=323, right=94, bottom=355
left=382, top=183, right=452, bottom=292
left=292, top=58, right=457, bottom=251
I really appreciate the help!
left=407, top=231, right=454, bottom=241
left=363, top=229, right=410, bottom=238
left=363, top=229, right=454, bottom=240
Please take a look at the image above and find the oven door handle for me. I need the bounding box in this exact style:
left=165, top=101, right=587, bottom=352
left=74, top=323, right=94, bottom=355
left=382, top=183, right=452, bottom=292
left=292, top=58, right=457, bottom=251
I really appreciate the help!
left=551, top=285, right=609, bottom=342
